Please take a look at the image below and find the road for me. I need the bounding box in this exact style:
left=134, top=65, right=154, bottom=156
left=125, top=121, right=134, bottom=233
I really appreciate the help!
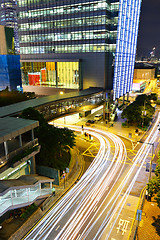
left=23, top=114, right=160, bottom=240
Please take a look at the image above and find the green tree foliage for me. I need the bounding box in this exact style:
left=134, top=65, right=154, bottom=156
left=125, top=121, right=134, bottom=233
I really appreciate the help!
left=147, top=156, right=160, bottom=207
left=20, top=107, right=47, bottom=126
left=0, top=87, right=35, bottom=107
left=148, top=93, right=158, bottom=102
left=121, top=94, right=155, bottom=125
left=20, top=107, right=76, bottom=171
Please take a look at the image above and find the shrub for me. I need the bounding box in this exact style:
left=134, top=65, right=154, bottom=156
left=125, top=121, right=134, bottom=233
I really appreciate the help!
left=20, top=204, right=37, bottom=220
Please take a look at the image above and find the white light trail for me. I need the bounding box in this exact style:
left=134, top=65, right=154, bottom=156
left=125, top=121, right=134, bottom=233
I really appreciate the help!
left=24, top=113, right=160, bottom=240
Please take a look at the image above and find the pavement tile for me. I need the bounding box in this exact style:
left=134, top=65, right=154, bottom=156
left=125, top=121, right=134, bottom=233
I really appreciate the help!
left=137, top=199, right=160, bottom=240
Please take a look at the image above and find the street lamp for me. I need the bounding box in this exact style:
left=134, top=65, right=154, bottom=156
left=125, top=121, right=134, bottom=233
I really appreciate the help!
left=142, top=100, right=146, bottom=128
left=138, top=140, right=154, bottom=181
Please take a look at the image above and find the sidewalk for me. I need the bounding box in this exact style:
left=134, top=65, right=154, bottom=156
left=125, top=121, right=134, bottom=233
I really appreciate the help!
left=137, top=198, right=160, bottom=240
left=76, top=110, right=143, bottom=150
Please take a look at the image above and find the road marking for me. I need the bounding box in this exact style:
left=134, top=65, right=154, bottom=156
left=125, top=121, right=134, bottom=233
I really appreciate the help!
left=55, top=225, right=60, bottom=231
left=117, top=219, right=130, bottom=235
left=76, top=200, right=79, bottom=204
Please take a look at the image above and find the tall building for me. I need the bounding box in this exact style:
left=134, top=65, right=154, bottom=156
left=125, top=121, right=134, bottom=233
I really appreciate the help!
left=17, top=0, right=141, bottom=100
left=0, top=0, right=19, bottom=53
left=0, top=25, right=21, bottom=91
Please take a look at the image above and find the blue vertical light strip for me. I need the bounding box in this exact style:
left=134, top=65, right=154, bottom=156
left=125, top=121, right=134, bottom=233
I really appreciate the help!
left=120, top=0, right=131, bottom=96
left=124, top=0, right=135, bottom=95
left=123, top=0, right=132, bottom=95
left=128, top=0, right=141, bottom=93
left=112, top=0, right=123, bottom=100
left=113, top=0, right=142, bottom=100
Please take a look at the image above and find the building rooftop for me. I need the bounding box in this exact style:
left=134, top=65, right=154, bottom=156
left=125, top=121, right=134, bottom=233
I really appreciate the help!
left=0, top=117, right=39, bottom=144
left=135, top=63, right=155, bottom=69
left=0, top=87, right=103, bottom=118
left=0, top=174, right=54, bottom=195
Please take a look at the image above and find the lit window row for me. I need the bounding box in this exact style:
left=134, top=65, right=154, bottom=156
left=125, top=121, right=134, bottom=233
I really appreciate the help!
left=20, top=44, right=116, bottom=54
left=20, top=30, right=117, bottom=43
left=19, top=16, right=113, bottom=31
left=18, top=1, right=111, bottom=13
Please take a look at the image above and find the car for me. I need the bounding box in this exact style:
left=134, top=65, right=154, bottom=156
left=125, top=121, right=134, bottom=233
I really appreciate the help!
left=85, top=120, right=95, bottom=126
left=94, top=114, right=103, bottom=121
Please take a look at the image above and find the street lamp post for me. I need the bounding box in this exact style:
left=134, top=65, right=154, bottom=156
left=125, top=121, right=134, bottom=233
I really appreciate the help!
left=149, top=142, right=154, bottom=181
left=138, top=141, right=154, bottom=181
left=142, top=100, right=146, bottom=128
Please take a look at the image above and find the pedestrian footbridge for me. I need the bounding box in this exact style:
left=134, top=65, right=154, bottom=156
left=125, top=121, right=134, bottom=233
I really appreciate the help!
left=0, top=175, right=54, bottom=217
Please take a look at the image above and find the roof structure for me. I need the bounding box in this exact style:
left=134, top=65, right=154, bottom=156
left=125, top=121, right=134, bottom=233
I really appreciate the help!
left=0, top=117, right=39, bottom=144
left=0, top=174, right=54, bottom=195
left=0, top=87, right=103, bottom=118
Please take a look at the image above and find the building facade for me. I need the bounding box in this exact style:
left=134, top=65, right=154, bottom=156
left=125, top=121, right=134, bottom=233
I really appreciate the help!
left=17, top=0, right=141, bottom=99
left=0, top=0, right=19, bottom=53
left=0, top=25, right=22, bottom=91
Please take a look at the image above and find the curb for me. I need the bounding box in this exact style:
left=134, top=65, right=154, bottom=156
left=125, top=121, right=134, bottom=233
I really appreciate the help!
left=128, top=186, right=146, bottom=240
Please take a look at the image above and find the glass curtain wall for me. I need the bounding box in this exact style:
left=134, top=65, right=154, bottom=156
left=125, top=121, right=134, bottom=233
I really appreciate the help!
left=0, top=0, right=19, bottom=52
left=17, top=0, right=119, bottom=54
left=21, top=61, right=79, bottom=89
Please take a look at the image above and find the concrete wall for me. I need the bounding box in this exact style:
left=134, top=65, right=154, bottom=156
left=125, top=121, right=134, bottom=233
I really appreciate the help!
left=23, top=85, right=78, bottom=96
left=20, top=52, right=114, bottom=92
left=36, top=165, right=60, bottom=185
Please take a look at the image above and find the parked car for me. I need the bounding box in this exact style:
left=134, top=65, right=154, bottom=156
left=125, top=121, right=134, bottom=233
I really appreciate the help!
left=85, top=120, right=95, bottom=126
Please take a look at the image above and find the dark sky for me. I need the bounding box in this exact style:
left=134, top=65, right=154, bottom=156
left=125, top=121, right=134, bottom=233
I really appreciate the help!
left=137, top=0, right=160, bottom=58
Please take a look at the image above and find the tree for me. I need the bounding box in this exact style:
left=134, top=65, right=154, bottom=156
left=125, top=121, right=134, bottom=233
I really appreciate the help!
left=0, top=88, right=35, bottom=107
left=121, top=102, right=142, bottom=124
left=147, top=155, right=160, bottom=207
left=20, top=107, right=76, bottom=171
left=20, top=107, right=47, bottom=127
left=148, top=93, right=158, bottom=102
left=121, top=94, right=155, bottom=126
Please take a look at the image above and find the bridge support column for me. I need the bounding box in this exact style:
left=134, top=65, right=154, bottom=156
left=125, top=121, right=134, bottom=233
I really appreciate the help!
left=4, top=141, right=8, bottom=160
left=30, top=156, right=36, bottom=174
left=19, top=134, right=22, bottom=147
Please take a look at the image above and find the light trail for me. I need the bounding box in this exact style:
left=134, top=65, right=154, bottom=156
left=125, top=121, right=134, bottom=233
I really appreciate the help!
left=88, top=113, right=160, bottom=239
left=24, top=125, right=126, bottom=240
left=23, top=114, right=160, bottom=240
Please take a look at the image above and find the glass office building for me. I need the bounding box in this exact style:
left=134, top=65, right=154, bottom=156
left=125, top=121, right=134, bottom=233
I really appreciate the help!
left=0, top=0, right=20, bottom=53
left=17, top=0, right=141, bottom=99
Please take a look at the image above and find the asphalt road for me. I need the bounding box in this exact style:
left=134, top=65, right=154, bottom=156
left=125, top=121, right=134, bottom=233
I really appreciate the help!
left=23, top=114, right=160, bottom=240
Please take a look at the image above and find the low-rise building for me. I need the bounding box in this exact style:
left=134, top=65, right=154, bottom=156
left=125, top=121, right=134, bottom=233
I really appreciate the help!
left=0, top=117, right=40, bottom=180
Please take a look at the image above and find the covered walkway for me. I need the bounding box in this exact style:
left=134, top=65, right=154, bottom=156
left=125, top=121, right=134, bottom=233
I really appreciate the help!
left=0, top=175, right=54, bottom=217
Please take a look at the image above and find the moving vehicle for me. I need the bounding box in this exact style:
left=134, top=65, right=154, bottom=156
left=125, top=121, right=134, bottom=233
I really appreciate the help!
left=85, top=120, right=95, bottom=126
left=94, top=114, right=103, bottom=121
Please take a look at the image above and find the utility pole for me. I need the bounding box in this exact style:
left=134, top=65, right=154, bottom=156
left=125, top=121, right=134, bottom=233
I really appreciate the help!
left=138, top=141, right=154, bottom=182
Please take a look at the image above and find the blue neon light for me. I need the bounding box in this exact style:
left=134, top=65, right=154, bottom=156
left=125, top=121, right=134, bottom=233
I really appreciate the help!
left=113, top=0, right=142, bottom=100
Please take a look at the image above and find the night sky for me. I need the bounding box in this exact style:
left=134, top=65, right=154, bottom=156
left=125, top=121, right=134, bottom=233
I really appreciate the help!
left=137, top=0, right=160, bottom=58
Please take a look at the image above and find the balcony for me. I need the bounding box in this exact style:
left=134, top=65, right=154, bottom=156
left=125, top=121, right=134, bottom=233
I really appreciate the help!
left=0, top=139, right=40, bottom=168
